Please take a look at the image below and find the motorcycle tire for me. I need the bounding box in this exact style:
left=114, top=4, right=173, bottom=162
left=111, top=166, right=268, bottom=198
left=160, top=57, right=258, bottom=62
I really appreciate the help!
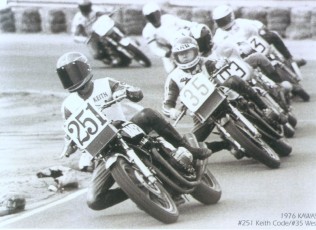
left=224, top=120, right=281, bottom=169
left=283, top=123, right=295, bottom=138
left=126, top=44, right=151, bottom=67
left=287, top=112, right=297, bottom=128
left=243, top=108, right=284, bottom=141
left=268, top=138, right=292, bottom=157
left=294, top=87, right=310, bottom=102
left=190, top=169, right=222, bottom=205
left=111, top=157, right=179, bottom=224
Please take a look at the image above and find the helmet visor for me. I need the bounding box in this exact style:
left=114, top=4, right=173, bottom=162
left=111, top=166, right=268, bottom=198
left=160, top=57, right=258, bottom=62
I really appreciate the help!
left=174, top=49, right=198, bottom=65
left=57, top=60, right=91, bottom=90
left=79, top=3, right=92, bottom=16
left=215, top=13, right=234, bottom=29
left=145, top=11, right=161, bottom=27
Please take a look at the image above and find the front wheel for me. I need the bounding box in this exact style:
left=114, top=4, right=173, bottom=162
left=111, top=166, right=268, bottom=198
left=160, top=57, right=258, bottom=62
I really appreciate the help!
left=190, top=169, right=222, bottom=205
left=224, top=120, right=281, bottom=169
left=126, top=44, right=151, bottom=67
left=111, top=157, right=179, bottom=224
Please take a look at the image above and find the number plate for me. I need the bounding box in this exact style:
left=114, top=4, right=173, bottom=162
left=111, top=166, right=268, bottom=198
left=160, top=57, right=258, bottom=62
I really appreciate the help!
left=215, top=59, right=251, bottom=83
left=92, top=15, right=115, bottom=36
left=180, top=73, right=216, bottom=112
left=122, top=122, right=145, bottom=138
left=248, top=35, right=270, bottom=55
left=64, top=101, right=117, bottom=156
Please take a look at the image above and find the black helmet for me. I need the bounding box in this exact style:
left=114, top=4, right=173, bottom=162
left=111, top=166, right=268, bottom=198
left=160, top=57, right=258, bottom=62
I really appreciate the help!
left=190, top=24, right=213, bottom=54
left=56, top=52, right=92, bottom=92
left=78, top=0, right=92, bottom=16
left=142, top=2, right=161, bottom=28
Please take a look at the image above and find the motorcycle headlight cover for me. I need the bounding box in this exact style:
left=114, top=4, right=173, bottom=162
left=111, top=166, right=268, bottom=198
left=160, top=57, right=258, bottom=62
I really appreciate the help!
left=56, top=52, right=92, bottom=92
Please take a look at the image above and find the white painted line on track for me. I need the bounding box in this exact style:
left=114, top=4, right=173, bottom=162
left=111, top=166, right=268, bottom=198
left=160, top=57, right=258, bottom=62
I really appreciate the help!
left=0, top=188, right=87, bottom=228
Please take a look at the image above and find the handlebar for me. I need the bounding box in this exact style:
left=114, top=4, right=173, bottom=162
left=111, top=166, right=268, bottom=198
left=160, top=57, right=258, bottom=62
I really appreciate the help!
left=101, top=95, right=127, bottom=111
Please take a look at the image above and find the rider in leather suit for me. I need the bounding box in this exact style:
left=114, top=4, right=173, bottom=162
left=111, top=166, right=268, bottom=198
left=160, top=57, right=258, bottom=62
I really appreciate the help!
left=56, top=52, right=213, bottom=210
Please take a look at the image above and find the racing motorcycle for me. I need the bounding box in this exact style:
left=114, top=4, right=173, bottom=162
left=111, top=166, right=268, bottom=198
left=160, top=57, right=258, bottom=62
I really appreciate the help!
left=90, top=14, right=151, bottom=67
left=213, top=61, right=292, bottom=156
left=173, top=72, right=281, bottom=168
left=63, top=96, right=221, bottom=224
left=247, top=35, right=310, bottom=102
left=215, top=45, right=297, bottom=139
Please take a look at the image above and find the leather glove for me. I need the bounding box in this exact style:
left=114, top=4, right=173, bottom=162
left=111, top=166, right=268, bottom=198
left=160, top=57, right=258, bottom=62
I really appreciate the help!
left=215, top=58, right=227, bottom=69
left=238, top=43, right=253, bottom=55
left=112, top=89, right=126, bottom=101
left=169, top=108, right=181, bottom=120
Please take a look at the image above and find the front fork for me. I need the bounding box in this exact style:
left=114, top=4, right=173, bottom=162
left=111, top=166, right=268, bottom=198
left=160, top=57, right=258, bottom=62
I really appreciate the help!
left=105, top=134, right=157, bottom=184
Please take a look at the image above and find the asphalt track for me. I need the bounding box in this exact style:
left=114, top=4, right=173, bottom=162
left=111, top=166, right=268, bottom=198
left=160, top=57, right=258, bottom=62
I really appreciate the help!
left=0, top=34, right=315, bottom=229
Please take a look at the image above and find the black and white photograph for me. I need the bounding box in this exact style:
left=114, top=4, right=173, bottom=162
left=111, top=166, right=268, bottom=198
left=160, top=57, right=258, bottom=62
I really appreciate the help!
left=0, top=0, right=315, bottom=228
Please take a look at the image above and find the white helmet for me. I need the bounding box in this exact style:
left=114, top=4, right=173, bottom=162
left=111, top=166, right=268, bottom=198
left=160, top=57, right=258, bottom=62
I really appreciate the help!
left=172, top=36, right=200, bottom=70
left=142, top=2, right=161, bottom=27
left=212, top=5, right=235, bottom=30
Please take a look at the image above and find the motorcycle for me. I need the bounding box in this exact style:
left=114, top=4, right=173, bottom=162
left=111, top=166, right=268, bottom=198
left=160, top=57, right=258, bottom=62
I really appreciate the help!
left=247, top=35, right=310, bottom=102
left=173, top=71, right=281, bottom=168
left=63, top=96, right=221, bottom=224
left=90, top=14, right=151, bottom=67
left=214, top=44, right=297, bottom=139
left=213, top=61, right=292, bottom=156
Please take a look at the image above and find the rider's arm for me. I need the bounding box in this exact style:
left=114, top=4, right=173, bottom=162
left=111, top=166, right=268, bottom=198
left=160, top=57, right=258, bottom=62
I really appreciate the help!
left=259, top=27, right=292, bottom=59
left=162, top=76, right=180, bottom=117
left=109, top=78, right=143, bottom=102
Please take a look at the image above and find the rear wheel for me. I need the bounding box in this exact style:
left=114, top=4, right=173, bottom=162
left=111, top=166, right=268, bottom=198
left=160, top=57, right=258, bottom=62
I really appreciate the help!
left=111, top=157, right=179, bottom=224
left=190, top=169, right=222, bottom=205
left=224, top=120, right=280, bottom=169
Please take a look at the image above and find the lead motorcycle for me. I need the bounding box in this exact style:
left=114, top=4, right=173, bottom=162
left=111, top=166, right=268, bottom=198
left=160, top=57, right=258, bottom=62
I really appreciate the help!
left=63, top=96, right=221, bottom=224
left=173, top=72, right=281, bottom=168
left=89, top=14, right=151, bottom=67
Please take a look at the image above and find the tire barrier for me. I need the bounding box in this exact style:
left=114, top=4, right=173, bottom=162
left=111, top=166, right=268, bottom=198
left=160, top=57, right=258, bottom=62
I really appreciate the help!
left=21, top=8, right=41, bottom=33
left=311, top=8, right=316, bottom=39
left=191, top=8, right=213, bottom=32
left=121, top=7, right=146, bottom=35
left=2, top=4, right=316, bottom=40
left=48, top=9, right=67, bottom=33
left=285, top=7, right=312, bottom=39
left=169, top=7, right=192, bottom=21
left=0, top=7, right=16, bottom=32
left=267, top=8, right=291, bottom=38
left=240, top=7, right=268, bottom=26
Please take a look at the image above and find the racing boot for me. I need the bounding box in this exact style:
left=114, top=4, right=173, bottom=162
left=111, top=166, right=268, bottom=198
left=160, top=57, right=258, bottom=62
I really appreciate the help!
left=159, top=123, right=213, bottom=160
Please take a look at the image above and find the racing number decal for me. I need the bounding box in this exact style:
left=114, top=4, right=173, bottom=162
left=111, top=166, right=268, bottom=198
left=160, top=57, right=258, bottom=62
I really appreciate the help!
left=183, top=77, right=209, bottom=107
left=65, top=103, right=108, bottom=148
left=180, top=74, right=215, bottom=112
left=216, top=61, right=246, bottom=82
left=249, top=37, right=266, bottom=53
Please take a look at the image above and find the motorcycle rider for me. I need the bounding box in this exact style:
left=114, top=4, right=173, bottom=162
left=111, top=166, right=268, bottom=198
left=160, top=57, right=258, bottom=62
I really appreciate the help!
left=211, top=4, right=306, bottom=68
left=163, top=36, right=286, bottom=151
left=142, top=2, right=199, bottom=74
left=71, top=0, right=122, bottom=66
left=56, top=51, right=216, bottom=210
